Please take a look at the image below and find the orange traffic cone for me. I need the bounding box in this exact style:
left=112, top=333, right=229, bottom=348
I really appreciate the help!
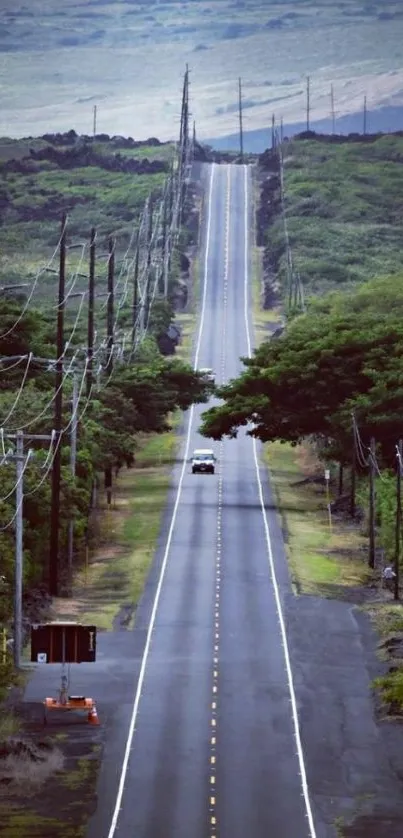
left=88, top=704, right=100, bottom=725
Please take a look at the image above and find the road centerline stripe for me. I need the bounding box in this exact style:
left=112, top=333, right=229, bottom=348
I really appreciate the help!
left=106, top=163, right=217, bottom=838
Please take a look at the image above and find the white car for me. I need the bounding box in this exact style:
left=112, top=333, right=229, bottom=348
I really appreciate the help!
left=191, top=448, right=216, bottom=474
left=199, top=367, right=215, bottom=384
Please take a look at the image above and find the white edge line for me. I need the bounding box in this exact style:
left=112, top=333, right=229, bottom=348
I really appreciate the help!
left=107, top=162, right=216, bottom=838
left=242, top=164, right=317, bottom=838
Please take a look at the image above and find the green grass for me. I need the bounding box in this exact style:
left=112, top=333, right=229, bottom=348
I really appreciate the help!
left=115, top=144, right=175, bottom=162
left=264, top=441, right=369, bottom=596
left=0, top=136, right=168, bottom=289
left=174, top=254, right=200, bottom=363
left=251, top=243, right=282, bottom=347
left=363, top=601, right=403, bottom=711
left=175, top=312, right=195, bottom=362
left=0, top=810, right=83, bottom=838
left=265, top=135, right=403, bottom=300
left=0, top=711, right=21, bottom=740
left=54, top=431, right=176, bottom=631
left=364, top=602, right=403, bottom=638
left=373, top=669, right=403, bottom=712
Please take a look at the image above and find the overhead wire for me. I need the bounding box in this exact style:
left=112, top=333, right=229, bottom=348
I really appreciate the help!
left=0, top=447, right=34, bottom=503
left=0, top=355, right=29, bottom=375
left=0, top=353, right=33, bottom=427
left=4, top=350, right=80, bottom=432
left=0, top=217, right=68, bottom=341
left=0, top=449, right=34, bottom=532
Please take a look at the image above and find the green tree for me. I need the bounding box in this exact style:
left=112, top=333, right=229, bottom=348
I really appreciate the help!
left=200, top=275, right=403, bottom=467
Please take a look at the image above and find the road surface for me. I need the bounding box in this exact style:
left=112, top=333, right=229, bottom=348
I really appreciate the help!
left=23, top=162, right=403, bottom=838
left=97, top=162, right=315, bottom=838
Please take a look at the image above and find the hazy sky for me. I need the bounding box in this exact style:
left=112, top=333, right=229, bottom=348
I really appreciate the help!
left=1, top=0, right=403, bottom=140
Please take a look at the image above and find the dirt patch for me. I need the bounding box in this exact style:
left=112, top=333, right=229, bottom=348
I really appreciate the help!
left=342, top=813, right=403, bottom=837
left=0, top=702, right=102, bottom=838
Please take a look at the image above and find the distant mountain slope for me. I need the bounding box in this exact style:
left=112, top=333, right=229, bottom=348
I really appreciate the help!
left=205, top=105, right=403, bottom=153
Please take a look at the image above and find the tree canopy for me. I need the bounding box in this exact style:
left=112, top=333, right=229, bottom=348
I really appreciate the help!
left=200, top=275, right=403, bottom=466
left=0, top=297, right=211, bottom=613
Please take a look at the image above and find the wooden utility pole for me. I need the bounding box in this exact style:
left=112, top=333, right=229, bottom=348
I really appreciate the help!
left=67, top=374, right=79, bottom=586
left=49, top=214, right=66, bottom=597
left=363, top=95, right=367, bottom=135
left=368, top=436, right=376, bottom=568
left=4, top=431, right=51, bottom=664
left=350, top=441, right=356, bottom=518
left=144, top=198, right=154, bottom=327
left=161, top=189, right=168, bottom=297
left=338, top=463, right=344, bottom=496
left=14, top=430, right=24, bottom=666
left=306, top=76, right=310, bottom=132
left=331, top=84, right=336, bottom=134
left=106, top=236, right=115, bottom=376
left=104, top=236, right=115, bottom=506
left=271, top=113, right=276, bottom=150
left=394, top=440, right=402, bottom=600
left=132, top=228, right=140, bottom=349
left=86, top=227, right=96, bottom=398
left=238, top=77, right=244, bottom=162
left=280, top=117, right=284, bottom=144
left=93, top=105, right=97, bottom=137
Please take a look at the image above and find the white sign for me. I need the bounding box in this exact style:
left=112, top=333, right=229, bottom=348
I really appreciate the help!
left=37, top=652, right=47, bottom=664
left=325, top=469, right=330, bottom=481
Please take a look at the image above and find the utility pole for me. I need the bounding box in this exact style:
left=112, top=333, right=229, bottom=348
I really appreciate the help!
left=3, top=431, right=51, bottom=666
left=67, top=374, right=79, bottom=586
left=271, top=113, right=276, bottom=150
left=160, top=188, right=168, bottom=297
left=331, top=84, right=336, bottom=134
left=363, top=95, right=367, bottom=136
left=193, top=120, right=196, bottom=147
left=394, top=440, right=402, bottom=601
left=369, top=436, right=376, bottom=569
left=144, top=198, right=154, bottom=328
left=280, top=117, right=284, bottom=145
left=183, top=65, right=189, bottom=160
left=238, top=77, right=244, bottom=162
left=87, top=227, right=96, bottom=398
left=350, top=441, right=356, bottom=518
left=132, top=228, right=140, bottom=349
left=14, top=430, right=23, bottom=668
left=306, top=76, right=310, bottom=132
left=93, top=105, right=97, bottom=137
left=106, top=236, right=115, bottom=375
left=105, top=236, right=114, bottom=506
left=338, top=462, right=344, bottom=496
left=49, top=214, right=66, bottom=597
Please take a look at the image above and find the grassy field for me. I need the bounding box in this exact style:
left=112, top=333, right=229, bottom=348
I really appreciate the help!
left=264, top=441, right=370, bottom=597
left=51, top=430, right=177, bottom=631
left=0, top=135, right=171, bottom=297
left=251, top=243, right=282, bottom=347
left=267, top=135, right=403, bottom=299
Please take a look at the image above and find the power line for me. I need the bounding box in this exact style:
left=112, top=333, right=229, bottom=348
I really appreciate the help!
left=0, top=217, right=68, bottom=341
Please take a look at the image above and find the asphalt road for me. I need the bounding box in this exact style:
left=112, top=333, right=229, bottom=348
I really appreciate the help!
left=23, top=162, right=403, bottom=837
left=94, top=161, right=314, bottom=838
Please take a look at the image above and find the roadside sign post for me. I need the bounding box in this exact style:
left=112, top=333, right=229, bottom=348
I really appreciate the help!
left=31, top=622, right=99, bottom=725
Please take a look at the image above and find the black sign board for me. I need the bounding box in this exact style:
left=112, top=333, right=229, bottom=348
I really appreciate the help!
left=31, top=622, right=97, bottom=664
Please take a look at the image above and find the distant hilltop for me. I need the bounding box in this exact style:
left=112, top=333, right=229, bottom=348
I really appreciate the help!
left=205, top=104, right=403, bottom=153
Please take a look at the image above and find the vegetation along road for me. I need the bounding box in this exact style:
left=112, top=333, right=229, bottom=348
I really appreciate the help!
left=5, top=133, right=403, bottom=838
left=24, top=158, right=384, bottom=838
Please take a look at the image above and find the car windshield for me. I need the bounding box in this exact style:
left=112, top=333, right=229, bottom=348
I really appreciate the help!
left=194, top=454, right=212, bottom=461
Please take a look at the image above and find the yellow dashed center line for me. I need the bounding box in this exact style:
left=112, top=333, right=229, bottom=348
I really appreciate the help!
left=209, top=165, right=231, bottom=838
